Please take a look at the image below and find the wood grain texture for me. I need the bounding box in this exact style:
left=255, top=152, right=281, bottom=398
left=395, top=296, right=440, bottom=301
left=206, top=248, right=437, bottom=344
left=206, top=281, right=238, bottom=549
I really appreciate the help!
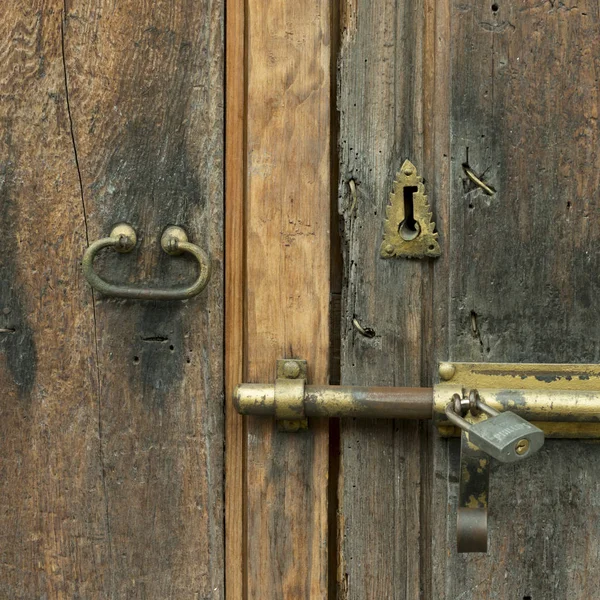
left=336, top=0, right=432, bottom=597
left=3, top=2, right=224, bottom=597
left=225, top=0, right=245, bottom=597
left=64, top=1, right=225, bottom=597
left=431, top=0, right=600, bottom=597
left=0, top=4, right=108, bottom=597
left=245, top=0, right=331, bottom=597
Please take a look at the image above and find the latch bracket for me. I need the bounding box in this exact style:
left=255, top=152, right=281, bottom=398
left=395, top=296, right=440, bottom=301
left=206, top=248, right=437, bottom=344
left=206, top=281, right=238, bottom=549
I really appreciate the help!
left=275, top=359, right=308, bottom=432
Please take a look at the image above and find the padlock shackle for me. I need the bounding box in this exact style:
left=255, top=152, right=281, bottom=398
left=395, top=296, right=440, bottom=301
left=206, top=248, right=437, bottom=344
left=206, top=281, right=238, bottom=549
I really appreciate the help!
left=444, top=396, right=473, bottom=433
left=445, top=390, right=502, bottom=434
left=476, top=398, right=500, bottom=418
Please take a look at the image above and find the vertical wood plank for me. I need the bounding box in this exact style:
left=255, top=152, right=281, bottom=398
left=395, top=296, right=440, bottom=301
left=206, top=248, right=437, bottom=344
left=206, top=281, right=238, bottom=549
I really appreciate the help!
left=245, top=0, right=331, bottom=597
left=431, top=0, right=600, bottom=597
left=337, top=0, right=431, bottom=598
left=225, top=0, right=245, bottom=597
left=0, top=4, right=109, bottom=596
left=64, top=1, right=225, bottom=597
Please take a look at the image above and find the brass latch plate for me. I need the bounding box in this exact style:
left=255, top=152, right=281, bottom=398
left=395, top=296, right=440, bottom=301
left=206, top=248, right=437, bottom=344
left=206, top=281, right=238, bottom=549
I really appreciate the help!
left=435, top=362, right=600, bottom=439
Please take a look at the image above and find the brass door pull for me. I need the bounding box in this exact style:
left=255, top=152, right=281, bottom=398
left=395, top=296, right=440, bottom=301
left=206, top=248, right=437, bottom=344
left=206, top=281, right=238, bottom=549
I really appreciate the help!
left=82, top=223, right=211, bottom=300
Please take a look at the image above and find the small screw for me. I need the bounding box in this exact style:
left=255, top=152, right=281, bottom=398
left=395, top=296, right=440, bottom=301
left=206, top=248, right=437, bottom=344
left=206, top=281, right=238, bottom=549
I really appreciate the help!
left=403, top=166, right=414, bottom=176
left=382, top=243, right=394, bottom=256
left=515, top=438, right=530, bottom=456
left=282, top=361, right=301, bottom=379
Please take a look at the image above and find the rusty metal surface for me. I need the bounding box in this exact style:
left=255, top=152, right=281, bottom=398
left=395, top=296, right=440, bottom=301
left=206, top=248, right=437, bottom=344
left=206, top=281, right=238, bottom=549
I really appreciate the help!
left=235, top=384, right=434, bottom=419
left=303, top=385, right=433, bottom=418
left=435, top=363, right=600, bottom=438
left=235, top=362, right=600, bottom=438
left=457, top=417, right=491, bottom=553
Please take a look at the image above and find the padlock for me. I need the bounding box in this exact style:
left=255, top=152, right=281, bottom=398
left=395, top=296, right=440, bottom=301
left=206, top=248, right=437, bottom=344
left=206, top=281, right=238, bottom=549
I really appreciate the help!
left=445, top=390, right=545, bottom=463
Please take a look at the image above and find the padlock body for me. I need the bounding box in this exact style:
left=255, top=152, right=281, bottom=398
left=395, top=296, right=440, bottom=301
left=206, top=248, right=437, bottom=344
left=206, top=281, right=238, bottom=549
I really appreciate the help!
left=468, top=412, right=544, bottom=463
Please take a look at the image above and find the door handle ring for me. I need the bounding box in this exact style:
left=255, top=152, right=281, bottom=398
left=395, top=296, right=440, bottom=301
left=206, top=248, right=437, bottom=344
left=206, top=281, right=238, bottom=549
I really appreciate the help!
left=82, top=223, right=211, bottom=300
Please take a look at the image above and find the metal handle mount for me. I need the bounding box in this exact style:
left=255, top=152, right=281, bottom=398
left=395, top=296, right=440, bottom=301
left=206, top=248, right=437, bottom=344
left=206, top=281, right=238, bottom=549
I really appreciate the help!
left=83, top=223, right=211, bottom=300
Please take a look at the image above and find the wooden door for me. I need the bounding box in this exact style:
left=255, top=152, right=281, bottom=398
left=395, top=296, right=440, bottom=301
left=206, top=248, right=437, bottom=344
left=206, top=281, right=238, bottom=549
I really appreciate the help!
left=337, top=0, right=600, bottom=598
left=227, top=0, right=600, bottom=598
left=0, top=2, right=223, bottom=597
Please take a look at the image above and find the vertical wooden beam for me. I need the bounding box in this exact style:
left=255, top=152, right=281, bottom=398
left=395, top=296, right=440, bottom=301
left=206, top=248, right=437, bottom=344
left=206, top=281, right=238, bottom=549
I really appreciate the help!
left=245, top=1, right=331, bottom=597
left=65, top=1, right=225, bottom=596
left=225, top=0, right=246, bottom=596
left=336, top=0, right=429, bottom=597
left=431, top=0, right=600, bottom=597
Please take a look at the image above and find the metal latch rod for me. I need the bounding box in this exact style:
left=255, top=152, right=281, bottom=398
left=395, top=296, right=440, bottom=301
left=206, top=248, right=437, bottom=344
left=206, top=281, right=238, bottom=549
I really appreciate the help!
left=235, top=384, right=434, bottom=420
left=236, top=382, right=600, bottom=431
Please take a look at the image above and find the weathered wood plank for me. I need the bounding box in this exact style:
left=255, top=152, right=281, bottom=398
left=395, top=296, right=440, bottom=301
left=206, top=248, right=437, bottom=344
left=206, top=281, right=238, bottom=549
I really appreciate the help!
left=245, top=0, right=331, bottom=596
left=337, top=0, right=432, bottom=597
left=225, top=0, right=245, bottom=596
left=64, top=1, right=225, bottom=597
left=0, top=4, right=109, bottom=597
left=432, top=0, right=600, bottom=597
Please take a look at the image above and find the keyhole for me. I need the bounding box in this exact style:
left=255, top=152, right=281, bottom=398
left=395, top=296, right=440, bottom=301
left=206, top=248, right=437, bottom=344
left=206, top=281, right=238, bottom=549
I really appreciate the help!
left=399, top=186, right=421, bottom=241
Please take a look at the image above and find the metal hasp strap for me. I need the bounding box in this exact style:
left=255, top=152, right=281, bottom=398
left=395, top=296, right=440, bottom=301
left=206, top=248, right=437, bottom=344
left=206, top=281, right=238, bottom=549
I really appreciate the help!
left=235, top=360, right=600, bottom=553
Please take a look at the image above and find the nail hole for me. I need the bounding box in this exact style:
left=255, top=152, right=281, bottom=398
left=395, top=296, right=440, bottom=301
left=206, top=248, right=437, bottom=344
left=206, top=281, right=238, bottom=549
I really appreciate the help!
left=492, top=3, right=499, bottom=11
left=169, top=345, right=174, bottom=351
left=133, top=356, right=140, bottom=364
left=399, top=186, right=420, bottom=241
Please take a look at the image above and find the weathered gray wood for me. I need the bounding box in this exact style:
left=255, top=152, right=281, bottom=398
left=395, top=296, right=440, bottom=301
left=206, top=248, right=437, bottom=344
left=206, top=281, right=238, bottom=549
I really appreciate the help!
left=432, top=0, right=600, bottom=597
left=337, top=0, right=432, bottom=597
left=339, top=0, right=600, bottom=597
left=0, top=2, right=224, bottom=597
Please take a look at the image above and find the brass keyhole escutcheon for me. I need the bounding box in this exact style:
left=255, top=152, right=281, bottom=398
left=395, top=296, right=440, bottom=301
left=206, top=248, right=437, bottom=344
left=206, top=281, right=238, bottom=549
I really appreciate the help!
left=380, top=159, right=441, bottom=259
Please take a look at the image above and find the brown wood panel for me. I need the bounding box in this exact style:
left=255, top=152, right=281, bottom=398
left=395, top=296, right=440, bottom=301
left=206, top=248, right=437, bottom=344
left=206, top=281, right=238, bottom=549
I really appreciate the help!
left=225, top=0, right=245, bottom=597
left=337, top=0, right=433, bottom=597
left=431, top=0, right=600, bottom=597
left=244, top=0, right=332, bottom=597
left=0, top=4, right=108, bottom=597
left=64, top=1, right=225, bottom=597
